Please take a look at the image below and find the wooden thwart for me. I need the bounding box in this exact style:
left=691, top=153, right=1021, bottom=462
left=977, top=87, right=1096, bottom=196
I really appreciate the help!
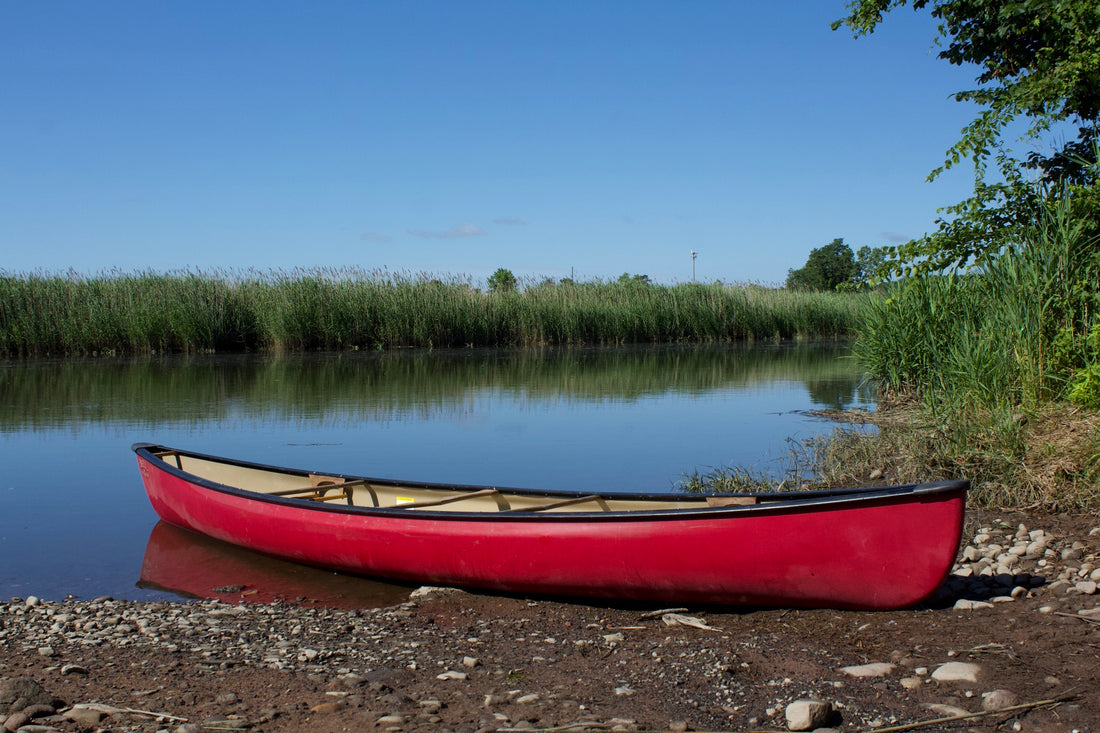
left=505, top=494, right=605, bottom=512
left=397, top=488, right=502, bottom=509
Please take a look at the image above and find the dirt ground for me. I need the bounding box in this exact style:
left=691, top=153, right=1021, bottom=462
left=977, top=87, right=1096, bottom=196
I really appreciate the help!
left=2, top=510, right=1099, bottom=733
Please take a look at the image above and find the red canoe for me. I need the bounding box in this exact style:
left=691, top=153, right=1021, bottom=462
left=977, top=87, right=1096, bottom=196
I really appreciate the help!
left=134, top=443, right=967, bottom=609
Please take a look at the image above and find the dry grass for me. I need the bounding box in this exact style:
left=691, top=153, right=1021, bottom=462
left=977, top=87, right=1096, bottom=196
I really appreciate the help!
left=816, top=400, right=1100, bottom=511
left=685, top=397, right=1100, bottom=510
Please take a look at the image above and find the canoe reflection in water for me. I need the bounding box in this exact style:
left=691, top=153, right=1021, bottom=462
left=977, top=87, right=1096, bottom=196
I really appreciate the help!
left=137, top=521, right=413, bottom=609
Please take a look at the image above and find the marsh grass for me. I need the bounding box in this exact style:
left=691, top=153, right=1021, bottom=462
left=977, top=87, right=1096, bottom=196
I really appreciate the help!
left=677, top=435, right=842, bottom=495
left=0, top=268, right=867, bottom=357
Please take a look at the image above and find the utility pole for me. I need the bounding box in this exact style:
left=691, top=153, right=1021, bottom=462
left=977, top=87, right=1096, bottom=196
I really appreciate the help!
left=690, top=250, right=697, bottom=282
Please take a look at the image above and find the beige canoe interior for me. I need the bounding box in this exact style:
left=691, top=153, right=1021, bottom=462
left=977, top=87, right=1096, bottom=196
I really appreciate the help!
left=152, top=450, right=758, bottom=514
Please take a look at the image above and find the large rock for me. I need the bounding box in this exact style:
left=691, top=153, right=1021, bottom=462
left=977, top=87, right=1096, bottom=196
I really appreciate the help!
left=63, top=705, right=107, bottom=725
left=931, top=662, right=982, bottom=683
left=839, top=662, right=894, bottom=678
left=785, top=699, right=834, bottom=731
left=0, top=677, right=58, bottom=714
left=981, top=689, right=1019, bottom=711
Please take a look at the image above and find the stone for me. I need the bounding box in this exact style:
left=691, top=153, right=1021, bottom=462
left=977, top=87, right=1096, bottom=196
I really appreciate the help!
left=981, top=689, right=1019, bottom=711
left=63, top=705, right=107, bottom=725
left=924, top=703, right=971, bottom=717
left=900, top=677, right=923, bottom=690
left=931, top=662, right=981, bottom=683
left=839, top=662, right=895, bottom=678
left=3, top=711, right=31, bottom=733
left=953, top=599, right=994, bottom=610
left=21, top=704, right=56, bottom=720
left=408, top=586, right=460, bottom=598
left=436, top=670, right=467, bottom=681
left=0, top=677, right=57, bottom=714
left=515, top=693, right=540, bottom=704
left=1075, top=581, right=1097, bottom=595
left=785, top=699, right=833, bottom=731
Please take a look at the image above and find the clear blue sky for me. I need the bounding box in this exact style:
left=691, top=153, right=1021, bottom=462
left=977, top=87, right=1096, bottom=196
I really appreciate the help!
left=3, top=1, right=1015, bottom=285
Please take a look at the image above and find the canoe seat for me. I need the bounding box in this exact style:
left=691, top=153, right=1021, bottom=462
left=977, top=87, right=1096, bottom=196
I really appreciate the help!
left=270, top=476, right=375, bottom=506
left=705, top=496, right=757, bottom=506
left=504, top=494, right=606, bottom=512
left=153, top=450, right=184, bottom=469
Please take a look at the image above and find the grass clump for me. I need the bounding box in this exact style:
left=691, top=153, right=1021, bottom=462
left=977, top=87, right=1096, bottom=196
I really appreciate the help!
left=0, top=269, right=869, bottom=358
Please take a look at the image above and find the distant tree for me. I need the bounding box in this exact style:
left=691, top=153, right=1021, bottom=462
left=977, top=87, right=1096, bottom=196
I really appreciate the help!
left=617, top=272, right=652, bottom=286
left=853, top=245, right=891, bottom=288
left=487, top=268, right=517, bottom=293
left=786, top=239, right=859, bottom=291
left=834, top=0, right=1100, bottom=275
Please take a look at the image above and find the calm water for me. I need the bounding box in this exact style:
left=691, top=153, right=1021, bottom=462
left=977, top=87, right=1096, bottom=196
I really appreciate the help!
left=0, top=343, right=873, bottom=603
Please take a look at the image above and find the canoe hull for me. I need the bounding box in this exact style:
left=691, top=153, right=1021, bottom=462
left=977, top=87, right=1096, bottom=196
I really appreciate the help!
left=135, top=445, right=966, bottom=609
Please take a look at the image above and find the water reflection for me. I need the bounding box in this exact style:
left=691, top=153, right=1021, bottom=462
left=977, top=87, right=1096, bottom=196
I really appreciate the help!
left=0, top=343, right=871, bottom=431
left=138, top=522, right=413, bottom=609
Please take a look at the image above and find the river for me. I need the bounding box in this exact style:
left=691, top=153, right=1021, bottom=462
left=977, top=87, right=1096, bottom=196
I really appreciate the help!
left=0, top=342, right=873, bottom=603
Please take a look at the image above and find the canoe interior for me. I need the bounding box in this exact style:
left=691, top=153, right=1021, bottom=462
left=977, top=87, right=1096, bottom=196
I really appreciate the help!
left=153, top=448, right=711, bottom=513
left=144, top=445, right=955, bottom=516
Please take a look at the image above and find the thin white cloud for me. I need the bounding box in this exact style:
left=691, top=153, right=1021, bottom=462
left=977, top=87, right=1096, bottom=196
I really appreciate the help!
left=360, top=232, right=392, bottom=242
left=494, top=217, right=526, bottom=225
left=882, top=231, right=910, bottom=243
left=408, top=222, right=487, bottom=239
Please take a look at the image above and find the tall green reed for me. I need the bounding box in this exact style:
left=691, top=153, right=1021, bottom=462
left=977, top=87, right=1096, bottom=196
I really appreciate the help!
left=0, top=268, right=868, bottom=358
left=856, top=189, right=1100, bottom=412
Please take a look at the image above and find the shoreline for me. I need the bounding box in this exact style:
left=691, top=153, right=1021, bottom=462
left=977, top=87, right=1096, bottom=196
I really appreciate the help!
left=3, top=509, right=1099, bottom=732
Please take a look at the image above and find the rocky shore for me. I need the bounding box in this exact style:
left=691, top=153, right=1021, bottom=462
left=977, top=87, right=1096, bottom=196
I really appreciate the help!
left=3, top=510, right=1099, bottom=733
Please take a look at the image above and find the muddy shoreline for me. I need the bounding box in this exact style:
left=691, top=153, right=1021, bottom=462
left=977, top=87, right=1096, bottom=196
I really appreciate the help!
left=3, top=510, right=1099, bottom=733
